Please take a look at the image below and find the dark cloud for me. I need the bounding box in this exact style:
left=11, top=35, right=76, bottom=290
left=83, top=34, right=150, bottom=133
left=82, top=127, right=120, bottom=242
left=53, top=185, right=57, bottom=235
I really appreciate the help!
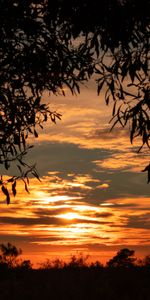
left=85, top=171, right=150, bottom=202
left=89, top=235, right=110, bottom=240
left=105, top=202, right=138, bottom=208
left=33, top=207, right=73, bottom=217
left=6, top=141, right=150, bottom=203
left=0, top=234, right=63, bottom=243
left=74, top=219, right=114, bottom=225
left=124, top=213, right=150, bottom=230
left=26, top=142, right=112, bottom=176
left=2, top=142, right=109, bottom=176
left=0, top=216, right=73, bottom=226
left=94, top=212, right=114, bottom=218
left=0, top=215, right=114, bottom=227
left=82, top=243, right=150, bottom=255
left=88, top=127, right=129, bottom=140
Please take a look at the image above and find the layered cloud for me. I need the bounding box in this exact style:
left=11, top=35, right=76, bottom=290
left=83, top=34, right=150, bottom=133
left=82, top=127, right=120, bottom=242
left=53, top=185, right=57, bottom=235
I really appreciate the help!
left=0, top=80, right=150, bottom=264
left=0, top=167, right=150, bottom=264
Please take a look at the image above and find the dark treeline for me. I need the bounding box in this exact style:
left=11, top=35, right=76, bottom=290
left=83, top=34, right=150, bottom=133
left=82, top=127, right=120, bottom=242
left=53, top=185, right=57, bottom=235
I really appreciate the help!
left=0, top=243, right=150, bottom=300
left=1, top=243, right=150, bottom=270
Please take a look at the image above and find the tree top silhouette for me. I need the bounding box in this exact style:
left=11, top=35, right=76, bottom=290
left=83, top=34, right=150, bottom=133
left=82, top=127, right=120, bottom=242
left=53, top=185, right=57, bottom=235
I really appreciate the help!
left=107, top=248, right=136, bottom=268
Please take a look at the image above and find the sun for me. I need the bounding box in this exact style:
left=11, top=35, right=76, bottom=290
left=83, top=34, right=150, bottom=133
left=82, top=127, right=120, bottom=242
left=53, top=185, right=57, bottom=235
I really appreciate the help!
left=58, top=212, right=80, bottom=220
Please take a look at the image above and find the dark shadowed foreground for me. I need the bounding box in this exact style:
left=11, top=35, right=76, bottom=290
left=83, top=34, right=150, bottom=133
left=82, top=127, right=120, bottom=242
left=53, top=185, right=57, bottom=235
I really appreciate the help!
left=0, top=267, right=150, bottom=300
left=0, top=245, right=150, bottom=299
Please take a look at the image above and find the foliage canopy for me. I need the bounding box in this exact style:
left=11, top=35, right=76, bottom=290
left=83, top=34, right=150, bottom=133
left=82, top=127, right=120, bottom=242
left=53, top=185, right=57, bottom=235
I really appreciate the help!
left=107, top=248, right=136, bottom=268
left=0, top=0, right=150, bottom=202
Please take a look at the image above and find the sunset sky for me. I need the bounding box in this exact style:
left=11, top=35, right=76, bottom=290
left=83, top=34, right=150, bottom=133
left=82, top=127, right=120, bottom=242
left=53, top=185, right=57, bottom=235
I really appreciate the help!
left=0, top=80, right=150, bottom=266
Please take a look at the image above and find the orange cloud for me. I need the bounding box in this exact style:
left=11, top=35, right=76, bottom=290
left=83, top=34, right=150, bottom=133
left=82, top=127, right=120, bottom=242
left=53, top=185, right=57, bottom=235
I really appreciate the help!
left=93, top=151, right=149, bottom=172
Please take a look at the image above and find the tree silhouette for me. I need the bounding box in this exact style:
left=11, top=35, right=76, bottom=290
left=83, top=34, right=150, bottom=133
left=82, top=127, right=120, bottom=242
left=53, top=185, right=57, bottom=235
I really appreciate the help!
left=0, top=0, right=94, bottom=202
left=141, top=254, right=150, bottom=267
left=0, top=242, right=22, bottom=268
left=66, top=253, right=89, bottom=269
left=106, top=248, right=136, bottom=268
left=0, top=0, right=149, bottom=202
left=19, top=259, right=33, bottom=270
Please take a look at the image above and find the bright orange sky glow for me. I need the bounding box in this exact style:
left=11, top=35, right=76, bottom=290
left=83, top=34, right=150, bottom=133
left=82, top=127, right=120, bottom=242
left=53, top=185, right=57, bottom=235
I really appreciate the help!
left=0, top=83, right=150, bottom=266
